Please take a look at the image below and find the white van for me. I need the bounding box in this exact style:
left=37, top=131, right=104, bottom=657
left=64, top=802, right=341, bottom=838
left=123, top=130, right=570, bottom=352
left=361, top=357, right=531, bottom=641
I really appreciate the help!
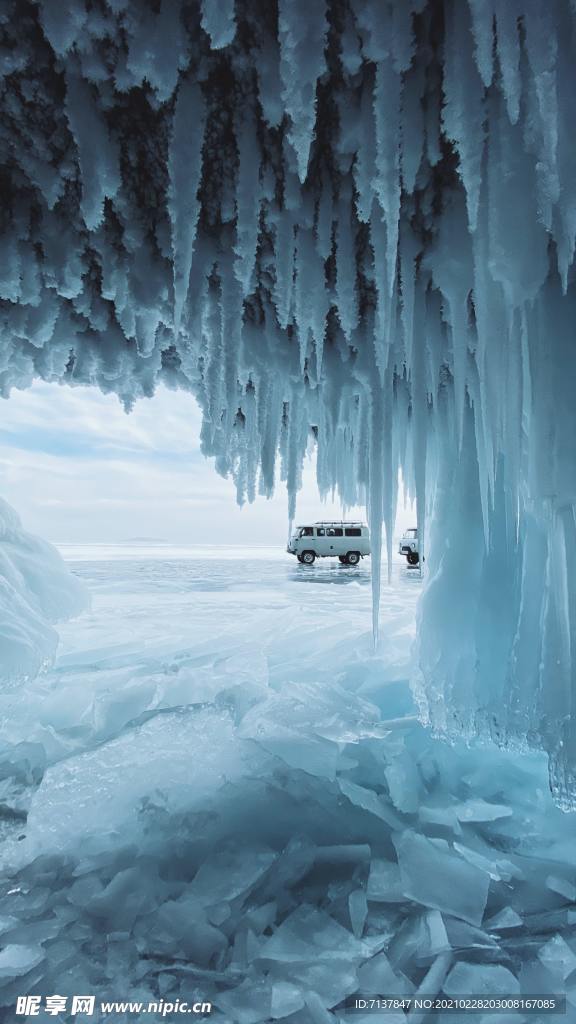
left=398, top=527, right=419, bottom=565
left=287, top=521, right=370, bottom=565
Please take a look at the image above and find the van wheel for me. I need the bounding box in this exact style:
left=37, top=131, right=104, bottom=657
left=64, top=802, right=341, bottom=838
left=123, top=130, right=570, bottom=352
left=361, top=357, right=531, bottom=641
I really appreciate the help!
left=338, top=555, right=347, bottom=564
left=407, top=551, right=419, bottom=566
left=346, top=551, right=360, bottom=565
left=301, top=550, right=315, bottom=565
left=296, top=553, right=304, bottom=562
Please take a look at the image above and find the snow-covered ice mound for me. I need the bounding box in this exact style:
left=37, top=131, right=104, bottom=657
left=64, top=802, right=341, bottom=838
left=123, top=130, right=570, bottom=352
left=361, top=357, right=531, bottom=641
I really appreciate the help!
left=0, top=499, right=87, bottom=688
left=0, top=557, right=573, bottom=1022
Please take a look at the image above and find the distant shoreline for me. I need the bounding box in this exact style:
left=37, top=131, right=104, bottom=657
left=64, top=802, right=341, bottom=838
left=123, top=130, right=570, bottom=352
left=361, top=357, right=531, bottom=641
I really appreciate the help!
left=56, top=542, right=409, bottom=564
left=56, top=542, right=292, bottom=562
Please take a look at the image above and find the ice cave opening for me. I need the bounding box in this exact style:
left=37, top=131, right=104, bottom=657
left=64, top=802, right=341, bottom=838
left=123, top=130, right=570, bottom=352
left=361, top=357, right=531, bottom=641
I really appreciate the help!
left=0, top=0, right=576, bottom=1018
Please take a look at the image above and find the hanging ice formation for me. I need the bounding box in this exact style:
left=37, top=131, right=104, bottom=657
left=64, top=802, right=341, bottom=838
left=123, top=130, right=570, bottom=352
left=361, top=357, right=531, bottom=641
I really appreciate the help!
left=0, top=0, right=575, bottom=805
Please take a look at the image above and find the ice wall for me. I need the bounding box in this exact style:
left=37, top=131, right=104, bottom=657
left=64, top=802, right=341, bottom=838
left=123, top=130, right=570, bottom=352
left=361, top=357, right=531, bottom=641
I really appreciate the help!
left=0, top=0, right=575, bottom=802
left=0, top=499, right=88, bottom=685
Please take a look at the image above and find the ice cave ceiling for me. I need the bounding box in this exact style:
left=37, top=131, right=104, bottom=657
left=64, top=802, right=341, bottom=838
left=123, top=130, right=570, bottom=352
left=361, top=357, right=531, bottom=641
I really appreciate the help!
left=0, top=0, right=575, bottom=803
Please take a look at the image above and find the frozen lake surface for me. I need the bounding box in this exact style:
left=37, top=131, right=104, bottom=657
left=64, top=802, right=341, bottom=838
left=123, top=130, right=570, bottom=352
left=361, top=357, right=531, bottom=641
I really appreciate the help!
left=0, top=551, right=574, bottom=1021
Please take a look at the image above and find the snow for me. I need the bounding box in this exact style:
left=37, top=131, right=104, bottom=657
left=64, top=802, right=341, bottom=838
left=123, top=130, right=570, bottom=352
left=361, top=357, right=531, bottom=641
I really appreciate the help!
left=0, top=553, right=573, bottom=1015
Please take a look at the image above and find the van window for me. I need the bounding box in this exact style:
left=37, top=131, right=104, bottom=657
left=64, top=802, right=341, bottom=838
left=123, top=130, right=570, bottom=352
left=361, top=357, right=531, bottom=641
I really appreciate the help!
left=327, top=528, right=343, bottom=537
left=345, top=527, right=361, bottom=537
left=299, top=527, right=313, bottom=537
left=406, top=528, right=417, bottom=538
left=316, top=528, right=325, bottom=536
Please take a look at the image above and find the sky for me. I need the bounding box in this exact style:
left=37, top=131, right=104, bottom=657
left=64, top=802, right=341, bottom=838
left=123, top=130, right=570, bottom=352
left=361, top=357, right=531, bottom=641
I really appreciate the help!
left=0, top=380, right=414, bottom=547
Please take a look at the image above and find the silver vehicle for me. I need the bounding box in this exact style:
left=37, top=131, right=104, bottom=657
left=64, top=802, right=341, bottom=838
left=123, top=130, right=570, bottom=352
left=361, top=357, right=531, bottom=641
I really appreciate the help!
left=398, top=527, right=419, bottom=566
left=287, top=521, right=371, bottom=565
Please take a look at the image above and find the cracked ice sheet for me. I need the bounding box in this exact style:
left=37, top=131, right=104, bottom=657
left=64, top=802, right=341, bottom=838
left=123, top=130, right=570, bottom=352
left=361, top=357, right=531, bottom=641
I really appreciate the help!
left=0, top=552, right=574, bottom=1018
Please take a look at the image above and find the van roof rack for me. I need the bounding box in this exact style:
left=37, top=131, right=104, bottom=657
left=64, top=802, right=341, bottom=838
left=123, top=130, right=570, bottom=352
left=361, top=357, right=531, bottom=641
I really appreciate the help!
left=313, top=520, right=366, bottom=525
left=294, top=520, right=367, bottom=527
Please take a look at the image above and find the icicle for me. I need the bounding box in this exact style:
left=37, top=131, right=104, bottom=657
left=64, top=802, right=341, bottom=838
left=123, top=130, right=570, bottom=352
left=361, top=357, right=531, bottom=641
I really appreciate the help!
left=381, top=362, right=395, bottom=586
left=125, top=1, right=188, bottom=102
left=234, top=112, right=261, bottom=295
left=442, top=0, right=486, bottom=231
left=368, top=383, right=384, bottom=646
left=429, top=188, right=474, bottom=443
left=294, top=228, right=328, bottom=375
left=401, top=61, right=425, bottom=195
left=486, top=90, right=548, bottom=306
left=168, top=79, right=206, bottom=339
left=272, top=209, right=296, bottom=330
left=369, top=205, right=390, bottom=379
left=554, top=19, right=576, bottom=291
left=372, top=60, right=401, bottom=301
left=284, top=390, right=307, bottom=524
left=523, top=0, right=560, bottom=224
left=467, top=0, right=495, bottom=88
left=353, top=75, right=377, bottom=224
left=257, top=34, right=284, bottom=128
left=411, top=285, right=429, bottom=568
left=65, top=72, right=120, bottom=232
left=278, top=0, right=327, bottom=181
left=335, top=191, right=359, bottom=341
left=399, top=218, right=419, bottom=371
left=201, top=0, right=236, bottom=50
left=424, top=64, right=442, bottom=168
left=339, top=5, right=363, bottom=77
left=39, top=0, right=87, bottom=55
left=493, top=0, right=522, bottom=124
left=315, top=178, right=333, bottom=260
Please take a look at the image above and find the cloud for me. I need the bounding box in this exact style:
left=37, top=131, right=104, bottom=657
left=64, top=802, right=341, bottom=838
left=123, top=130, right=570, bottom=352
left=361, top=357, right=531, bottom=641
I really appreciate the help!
left=0, top=380, right=203, bottom=456
left=0, top=380, right=415, bottom=546
left=0, top=383, right=295, bottom=543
